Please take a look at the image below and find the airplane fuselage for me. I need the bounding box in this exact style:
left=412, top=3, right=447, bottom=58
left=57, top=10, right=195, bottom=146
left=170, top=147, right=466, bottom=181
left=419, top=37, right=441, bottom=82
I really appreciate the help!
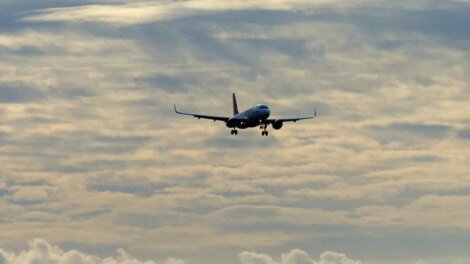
left=226, top=104, right=270, bottom=129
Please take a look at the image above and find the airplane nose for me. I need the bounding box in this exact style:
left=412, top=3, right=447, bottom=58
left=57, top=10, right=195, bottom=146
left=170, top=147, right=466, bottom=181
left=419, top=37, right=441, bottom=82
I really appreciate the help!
left=263, top=109, right=270, bottom=118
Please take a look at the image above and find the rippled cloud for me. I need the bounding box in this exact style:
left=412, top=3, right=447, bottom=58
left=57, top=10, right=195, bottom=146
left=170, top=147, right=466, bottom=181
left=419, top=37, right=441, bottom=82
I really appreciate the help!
left=0, top=0, right=469, bottom=264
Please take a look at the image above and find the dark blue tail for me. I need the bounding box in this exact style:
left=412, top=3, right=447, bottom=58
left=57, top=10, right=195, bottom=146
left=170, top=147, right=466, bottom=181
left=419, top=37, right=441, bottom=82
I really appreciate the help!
left=232, top=93, right=239, bottom=115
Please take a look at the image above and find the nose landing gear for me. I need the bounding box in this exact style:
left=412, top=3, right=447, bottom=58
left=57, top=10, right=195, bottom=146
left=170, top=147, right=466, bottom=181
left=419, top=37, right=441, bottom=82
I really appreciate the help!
left=260, top=124, right=268, bottom=136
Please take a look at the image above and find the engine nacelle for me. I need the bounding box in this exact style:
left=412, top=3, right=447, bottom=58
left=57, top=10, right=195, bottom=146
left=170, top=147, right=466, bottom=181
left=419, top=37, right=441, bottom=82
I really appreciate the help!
left=272, top=120, right=283, bottom=130
left=226, top=119, right=236, bottom=128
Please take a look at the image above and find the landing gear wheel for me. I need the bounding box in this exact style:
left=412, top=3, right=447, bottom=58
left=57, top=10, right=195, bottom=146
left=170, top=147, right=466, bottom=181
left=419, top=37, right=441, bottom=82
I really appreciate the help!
left=234, top=130, right=238, bottom=135
left=231, top=129, right=238, bottom=135
left=261, top=123, right=269, bottom=136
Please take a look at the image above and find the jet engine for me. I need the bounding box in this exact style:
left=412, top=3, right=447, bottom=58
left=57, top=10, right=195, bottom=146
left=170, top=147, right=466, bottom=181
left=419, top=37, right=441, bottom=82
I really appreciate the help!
left=272, top=120, right=283, bottom=130
left=226, top=119, right=236, bottom=128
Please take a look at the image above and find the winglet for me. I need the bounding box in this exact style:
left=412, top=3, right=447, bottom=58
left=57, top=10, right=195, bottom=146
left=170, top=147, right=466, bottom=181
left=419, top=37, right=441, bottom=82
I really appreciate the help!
left=314, top=107, right=317, bottom=117
left=174, top=104, right=180, bottom=114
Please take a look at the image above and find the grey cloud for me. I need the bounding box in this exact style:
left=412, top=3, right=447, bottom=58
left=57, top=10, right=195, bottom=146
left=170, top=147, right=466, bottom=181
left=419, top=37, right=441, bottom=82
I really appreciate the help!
left=179, top=26, right=252, bottom=65
left=367, top=122, right=453, bottom=142
left=5, top=179, right=50, bottom=187
left=48, top=87, right=95, bottom=99
left=395, top=7, right=470, bottom=41
left=16, top=1, right=470, bottom=49
left=0, top=189, right=11, bottom=197
left=132, top=21, right=256, bottom=66
left=197, top=10, right=306, bottom=27
left=113, top=212, right=200, bottom=229
left=69, top=209, right=112, bottom=221
left=7, top=197, right=47, bottom=206
left=216, top=221, right=360, bottom=235
left=170, top=194, right=227, bottom=214
left=135, top=74, right=188, bottom=93
left=307, top=6, right=470, bottom=42
left=9, top=116, right=59, bottom=126
left=457, top=129, right=470, bottom=140
left=164, top=172, right=209, bottom=188
left=202, top=136, right=279, bottom=149
left=0, top=45, right=44, bottom=56
left=1, top=131, right=153, bottom=174
left=44, top=159, right=155, bottom=174
left=236, top=38, right=310, bottom=58
left=88, top=182, right=161, bottom=196
left=215, top=190, right=262, bottom=198
left=87, top=174, right=168, bottom=197
left=414, top=77, right=435, bottom=87
left=270, top=101, right=332, bottom=117
left=375, top=39, right=402, bottom=51
left=92, top=134, right=152, bottom=145
left=218, top=205, right=278, bottom=219
left=0, top=85, right=44, bottom=103
left=389, top=122, right=452, bottom=138
left=408, top=155, right=445, bottom=163
left=6, top=184, right=58, bottom=206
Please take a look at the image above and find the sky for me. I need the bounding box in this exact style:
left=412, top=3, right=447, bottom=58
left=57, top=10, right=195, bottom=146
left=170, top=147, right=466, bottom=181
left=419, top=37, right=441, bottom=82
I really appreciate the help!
left=0, top=0, right=469, bottom=263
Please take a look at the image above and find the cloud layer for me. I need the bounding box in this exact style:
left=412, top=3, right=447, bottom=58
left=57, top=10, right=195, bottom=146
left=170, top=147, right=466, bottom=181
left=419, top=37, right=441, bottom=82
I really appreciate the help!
left=0, top=239, right=185, bottom=264
left=0, top=240, right=363, bottom=264
left=0, top=0, right=469, bottom=264
left=22, top=0, right=363, bottom=25
left=239, top=249, right=362, bottom=264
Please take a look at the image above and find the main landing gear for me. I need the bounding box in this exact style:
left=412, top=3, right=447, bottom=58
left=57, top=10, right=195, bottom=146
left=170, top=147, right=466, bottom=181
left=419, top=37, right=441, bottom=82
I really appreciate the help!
left=230, top=129, right=238, bottom=135
left=260, top=124, right=268, bottom=136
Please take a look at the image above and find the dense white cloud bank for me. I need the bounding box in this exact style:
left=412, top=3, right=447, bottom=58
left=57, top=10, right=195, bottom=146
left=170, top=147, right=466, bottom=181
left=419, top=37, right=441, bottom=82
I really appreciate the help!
left=0, top=239, right=185, bottom=264
left=239, top=249, right=362, bottom=264
left=0, top=242, right=362, bottom=264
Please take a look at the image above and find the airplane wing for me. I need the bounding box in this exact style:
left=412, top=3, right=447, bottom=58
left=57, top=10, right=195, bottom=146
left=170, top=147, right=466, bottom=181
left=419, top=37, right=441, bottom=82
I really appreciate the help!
left=174, top=104, right=229, bottom=122
left=265, top=108, right=317, bottom=124
left=266, top=116, right=315, bottom=123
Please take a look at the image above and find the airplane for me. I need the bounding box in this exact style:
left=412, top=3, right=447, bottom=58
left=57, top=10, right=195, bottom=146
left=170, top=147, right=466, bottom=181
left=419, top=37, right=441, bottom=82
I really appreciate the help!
left=174, top=93, right=316, bottom=136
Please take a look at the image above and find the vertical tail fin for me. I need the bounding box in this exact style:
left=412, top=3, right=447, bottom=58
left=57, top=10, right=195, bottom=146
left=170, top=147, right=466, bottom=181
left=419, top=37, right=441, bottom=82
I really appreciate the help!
left=232, top=93, right=239, bottom=115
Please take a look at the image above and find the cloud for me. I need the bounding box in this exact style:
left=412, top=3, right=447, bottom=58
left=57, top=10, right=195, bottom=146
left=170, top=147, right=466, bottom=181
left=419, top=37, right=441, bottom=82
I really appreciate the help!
left=0, top=238, right=185, bottom=264
left=0, top=240, right=363, bottom=264
left=135, top=74, right=188, bottom=93
left=21, top=0, right=363, bottom=25
left=239, top=251, right=276, bottom=264
left=388, top=122, right=452, bottom=138
left=457, top=129, right=470, bottom=140
left=1, top=0, right=469, bottom=263
left=355, top=195, right=470, bottom=228
left=0, top=85, right=44, bottom=103
left=238, top=249, right=362, bottom=264
left=8, top=186, right=55, bottom=205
